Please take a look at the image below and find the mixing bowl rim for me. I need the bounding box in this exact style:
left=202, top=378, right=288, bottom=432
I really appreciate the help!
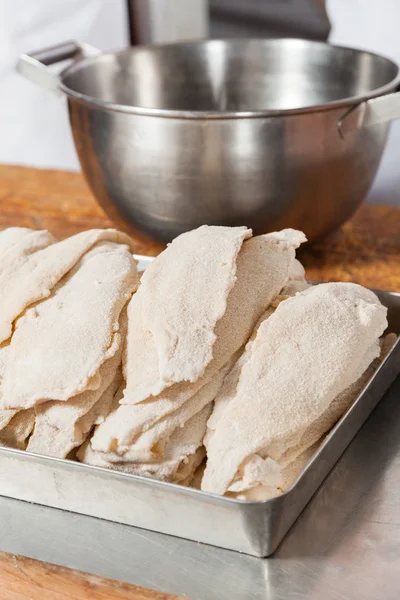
left=59, top=37, right=400, bottom=119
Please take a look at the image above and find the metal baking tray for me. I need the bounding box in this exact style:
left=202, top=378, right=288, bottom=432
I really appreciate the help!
left=0, top=255, right=399, bottom=558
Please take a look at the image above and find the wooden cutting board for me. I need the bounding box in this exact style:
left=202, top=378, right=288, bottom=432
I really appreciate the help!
left=1, top=165, right=399, bottom=290
left=0, top=552, right=184, bottom=600
left=0, top=164, right=399, bottom=600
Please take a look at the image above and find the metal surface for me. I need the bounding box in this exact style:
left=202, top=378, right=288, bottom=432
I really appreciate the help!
left=17, top=38, right=400, bottom=242
left=209, top=0, right=331, bottom=41
left=130, top=0, right=208, bottom=44
left=338, top=89, right=400, bottom=138
left=2, top=377, right=400, bottom=599
left=0, top=256, right=399, bottom=559
left=16, top=41, right=100, bottom=93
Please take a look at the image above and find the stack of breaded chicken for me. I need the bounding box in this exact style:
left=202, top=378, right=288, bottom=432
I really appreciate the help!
left=0, top=225, right=394, bottom=500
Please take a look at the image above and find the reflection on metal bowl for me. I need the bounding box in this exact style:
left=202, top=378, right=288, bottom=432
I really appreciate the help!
left=18, top=38, right=400, bottom=242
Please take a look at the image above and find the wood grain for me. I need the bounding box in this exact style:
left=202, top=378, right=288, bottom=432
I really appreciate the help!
left=0, top=163, right=399, bottom=599
left=0, top=165, right=163, bottom=256
left=301, top=203, right=400, bottom=290
left=0, top=552, right=184, bottom=600
left=0, top=164, right=399, bottom=289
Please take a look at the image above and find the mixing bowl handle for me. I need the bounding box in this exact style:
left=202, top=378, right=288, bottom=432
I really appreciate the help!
left=338, top=89, right=400, bottom=139
left=16, top=41, right=101, bottom=94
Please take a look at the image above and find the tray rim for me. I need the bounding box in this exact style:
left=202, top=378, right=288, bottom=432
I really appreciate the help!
left=0, top=254, right=398, bottom=509
left=1, top=332, right=397, bottom=508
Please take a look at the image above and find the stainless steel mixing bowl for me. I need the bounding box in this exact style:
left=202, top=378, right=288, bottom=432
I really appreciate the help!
left=18, top=39, right=400, bottom=242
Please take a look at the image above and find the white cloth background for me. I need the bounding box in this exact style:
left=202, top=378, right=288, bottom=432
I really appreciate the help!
left=0, top=0, right=128, bottom=170
left=328, top=0, right=400, bottom=204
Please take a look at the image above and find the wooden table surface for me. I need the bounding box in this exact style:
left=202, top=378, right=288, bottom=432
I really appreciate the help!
left=0, top=164, right=399, bottom=600
left=1, top=164, right=399, bottom=290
